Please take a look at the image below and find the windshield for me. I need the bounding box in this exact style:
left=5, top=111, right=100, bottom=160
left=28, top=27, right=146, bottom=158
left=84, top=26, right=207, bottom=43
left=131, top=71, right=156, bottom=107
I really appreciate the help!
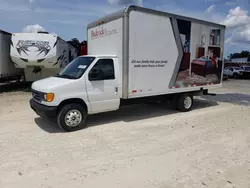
left=234, top=67, right=242, bottom=70
left=55, top=56, right=95, bottom=79
left=243, top=66, right=250, bottom=70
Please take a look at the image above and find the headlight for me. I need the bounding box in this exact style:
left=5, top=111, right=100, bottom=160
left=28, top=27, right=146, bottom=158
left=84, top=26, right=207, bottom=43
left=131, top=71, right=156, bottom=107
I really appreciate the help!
left=44, top=93, right=54, bottom=102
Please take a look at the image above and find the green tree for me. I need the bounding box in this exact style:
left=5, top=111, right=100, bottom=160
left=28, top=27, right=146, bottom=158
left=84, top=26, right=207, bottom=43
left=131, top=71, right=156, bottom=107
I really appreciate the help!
left=228, top=50, right=250, bottom=60
left=67, top=38, right=81, bottom=49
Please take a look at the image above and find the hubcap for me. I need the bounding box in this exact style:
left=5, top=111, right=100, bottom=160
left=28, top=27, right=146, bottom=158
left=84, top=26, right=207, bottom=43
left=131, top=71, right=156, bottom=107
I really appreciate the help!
left=184, top=96, right=192, bottom=109
left=65, top=109, right=82, bottom=127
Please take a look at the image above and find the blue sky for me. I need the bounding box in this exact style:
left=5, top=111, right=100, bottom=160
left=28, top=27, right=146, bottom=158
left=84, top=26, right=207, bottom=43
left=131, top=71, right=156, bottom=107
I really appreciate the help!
left=0, top=0, right=250, bottom=57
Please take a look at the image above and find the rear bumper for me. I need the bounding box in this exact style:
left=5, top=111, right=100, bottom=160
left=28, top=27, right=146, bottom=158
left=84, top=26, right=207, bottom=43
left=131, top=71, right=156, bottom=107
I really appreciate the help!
left=29, top=99, right=57, bottom=118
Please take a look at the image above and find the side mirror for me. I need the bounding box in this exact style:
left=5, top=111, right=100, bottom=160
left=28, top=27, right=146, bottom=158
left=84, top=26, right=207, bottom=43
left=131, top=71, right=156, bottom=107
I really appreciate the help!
left=89, top=68, right=104, bottom=81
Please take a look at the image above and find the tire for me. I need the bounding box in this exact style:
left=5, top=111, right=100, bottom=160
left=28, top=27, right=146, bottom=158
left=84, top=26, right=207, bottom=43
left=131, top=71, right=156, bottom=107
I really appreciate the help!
left=223, top=75, right=228, bottom=81
left=176, top=93, right=193, bottom=112
left=57, top=103, right=87, bottom=132
left=233, top=73, right=238, bottom=79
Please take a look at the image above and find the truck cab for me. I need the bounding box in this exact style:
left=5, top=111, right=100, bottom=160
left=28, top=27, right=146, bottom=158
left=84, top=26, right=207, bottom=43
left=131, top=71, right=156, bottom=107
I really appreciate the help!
left=30, top=55, right=121, bottom=131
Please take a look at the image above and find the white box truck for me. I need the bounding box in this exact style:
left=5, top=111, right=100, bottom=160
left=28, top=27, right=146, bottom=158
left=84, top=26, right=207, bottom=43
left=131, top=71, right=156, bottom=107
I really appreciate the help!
left=29, top=5, right=226, bottom=131
left=0, top=29, right=24, bottom=83
left=10, top=32, right=78, bottom=82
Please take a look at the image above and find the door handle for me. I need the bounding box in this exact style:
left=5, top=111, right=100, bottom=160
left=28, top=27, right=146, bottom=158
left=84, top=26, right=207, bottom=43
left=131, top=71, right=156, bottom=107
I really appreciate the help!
left=115, top=87, right=118, bottom=93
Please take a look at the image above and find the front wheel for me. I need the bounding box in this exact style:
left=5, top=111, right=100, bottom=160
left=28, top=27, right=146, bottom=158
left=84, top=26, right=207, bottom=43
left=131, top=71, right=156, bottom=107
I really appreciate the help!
left=176, top=93, right=194, bottom=112
left=57, top=103, right=87, bottom=132
left=233, top=73, right=238, bottom=79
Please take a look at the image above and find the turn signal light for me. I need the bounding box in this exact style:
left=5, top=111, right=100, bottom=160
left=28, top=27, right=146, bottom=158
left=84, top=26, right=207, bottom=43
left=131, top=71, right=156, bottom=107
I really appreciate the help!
left=45, top=93, right=54, bottom=102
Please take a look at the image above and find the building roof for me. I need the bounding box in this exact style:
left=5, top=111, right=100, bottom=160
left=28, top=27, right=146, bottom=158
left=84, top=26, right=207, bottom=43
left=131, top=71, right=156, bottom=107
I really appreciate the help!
left=0, top=29, right=11, bottom=35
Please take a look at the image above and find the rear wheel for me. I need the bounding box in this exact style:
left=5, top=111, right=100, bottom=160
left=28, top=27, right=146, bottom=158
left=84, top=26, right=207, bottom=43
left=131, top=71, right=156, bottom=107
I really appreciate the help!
left=176, top=93, right=194, bottom=112
left=57, top=103, right=87, bottom=132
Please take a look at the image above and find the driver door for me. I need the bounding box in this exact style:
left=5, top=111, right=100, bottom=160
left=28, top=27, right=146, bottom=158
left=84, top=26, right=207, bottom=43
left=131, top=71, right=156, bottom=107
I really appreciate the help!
left=86, top=58, right=120, bottom=114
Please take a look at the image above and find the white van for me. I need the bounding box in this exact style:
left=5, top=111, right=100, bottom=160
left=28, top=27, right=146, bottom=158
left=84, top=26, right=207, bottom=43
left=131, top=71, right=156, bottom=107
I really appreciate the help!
left=30, top=5, right=226, bottom=131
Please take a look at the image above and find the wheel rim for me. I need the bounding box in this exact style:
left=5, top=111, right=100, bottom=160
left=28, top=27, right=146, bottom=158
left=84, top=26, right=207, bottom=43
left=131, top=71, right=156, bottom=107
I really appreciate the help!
left=65, top=109, right=82, bottom=127
left=184, top=96, right=192, bottom=109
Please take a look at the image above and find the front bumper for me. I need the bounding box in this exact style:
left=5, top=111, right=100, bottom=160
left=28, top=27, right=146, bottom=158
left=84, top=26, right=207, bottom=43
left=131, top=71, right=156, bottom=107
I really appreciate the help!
left=29, top=98, right=57, bottom=118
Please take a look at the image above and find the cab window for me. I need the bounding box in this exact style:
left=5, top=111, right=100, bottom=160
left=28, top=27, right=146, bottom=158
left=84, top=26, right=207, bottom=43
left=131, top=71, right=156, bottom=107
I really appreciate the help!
left=88, top=59, right=115, bottom=81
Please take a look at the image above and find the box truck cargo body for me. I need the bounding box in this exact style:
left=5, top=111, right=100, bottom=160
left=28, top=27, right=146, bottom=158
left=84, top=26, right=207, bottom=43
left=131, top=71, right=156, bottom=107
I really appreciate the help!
left=0, top=30, right=23, bottom=82
left=10, top=32, right=78, bottom=82
left=30, top=6, right=226, bottom=132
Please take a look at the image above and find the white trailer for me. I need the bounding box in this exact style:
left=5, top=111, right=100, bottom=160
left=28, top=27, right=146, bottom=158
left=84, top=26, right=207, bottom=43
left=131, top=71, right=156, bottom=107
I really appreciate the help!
left=0, top=30, right=23, bottom=83
left=10, top=32, right=78, bottom=82
left=29, top=5, right=226, bottom=132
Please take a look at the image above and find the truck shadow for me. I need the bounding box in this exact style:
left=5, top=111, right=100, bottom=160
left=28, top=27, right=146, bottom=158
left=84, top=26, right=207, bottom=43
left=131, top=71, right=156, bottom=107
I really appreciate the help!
left=34, top=98, right=218, bottom=133
left=201, top=93, right=250, bottom=106
left=35, top=118, right=64, bottom=133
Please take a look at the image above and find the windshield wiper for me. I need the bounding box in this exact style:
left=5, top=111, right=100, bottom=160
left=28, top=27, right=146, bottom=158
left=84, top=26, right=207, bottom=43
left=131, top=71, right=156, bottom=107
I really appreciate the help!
left=55, top=74, right=75, bottom=79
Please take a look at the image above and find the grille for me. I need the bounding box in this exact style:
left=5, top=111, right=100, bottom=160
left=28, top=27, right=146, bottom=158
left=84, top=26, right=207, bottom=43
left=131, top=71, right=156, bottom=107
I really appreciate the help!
left=32, top=90, right=44, bottom=102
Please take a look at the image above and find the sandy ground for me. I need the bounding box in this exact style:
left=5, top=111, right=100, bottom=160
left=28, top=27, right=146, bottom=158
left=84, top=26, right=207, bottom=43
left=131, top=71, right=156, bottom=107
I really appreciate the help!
left=0, top=79, right=250, bottom=188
